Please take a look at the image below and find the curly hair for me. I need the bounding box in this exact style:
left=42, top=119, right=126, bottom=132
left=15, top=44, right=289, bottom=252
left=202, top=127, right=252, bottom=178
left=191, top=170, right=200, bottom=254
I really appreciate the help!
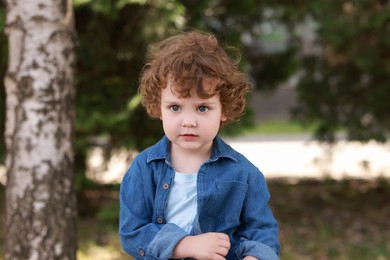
left=138, top=30, right=252, bottom=126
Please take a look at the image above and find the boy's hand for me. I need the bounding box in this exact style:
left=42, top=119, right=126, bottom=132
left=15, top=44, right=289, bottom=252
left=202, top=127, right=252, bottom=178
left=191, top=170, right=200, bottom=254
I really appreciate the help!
left=173, top=232, right=230, bottom=260
left=243, top=256, right=258, bottom=260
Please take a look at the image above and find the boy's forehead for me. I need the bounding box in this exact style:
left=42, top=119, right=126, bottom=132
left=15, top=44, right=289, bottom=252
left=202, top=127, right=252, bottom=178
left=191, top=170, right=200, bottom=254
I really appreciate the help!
left=161, top=87, right=220, bottom=103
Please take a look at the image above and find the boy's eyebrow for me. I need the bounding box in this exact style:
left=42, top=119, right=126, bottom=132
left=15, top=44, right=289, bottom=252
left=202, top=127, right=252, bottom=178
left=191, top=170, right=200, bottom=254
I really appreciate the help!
left=162, top=100, right=218, bottom=105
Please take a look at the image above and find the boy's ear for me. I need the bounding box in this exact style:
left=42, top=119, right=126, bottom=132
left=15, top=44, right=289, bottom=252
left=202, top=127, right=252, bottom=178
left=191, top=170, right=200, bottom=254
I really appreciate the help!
left=221, top=114, right=227, bottom=122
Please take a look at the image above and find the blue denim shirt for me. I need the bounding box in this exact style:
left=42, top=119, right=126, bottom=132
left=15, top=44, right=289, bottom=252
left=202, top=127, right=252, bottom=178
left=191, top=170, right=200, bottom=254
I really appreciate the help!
left=119, top=136, right=280, bottom=260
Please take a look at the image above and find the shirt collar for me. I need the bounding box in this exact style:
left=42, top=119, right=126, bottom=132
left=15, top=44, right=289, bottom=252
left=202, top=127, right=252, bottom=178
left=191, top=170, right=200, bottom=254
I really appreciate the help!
left=146, top=135, right=237, bottom=163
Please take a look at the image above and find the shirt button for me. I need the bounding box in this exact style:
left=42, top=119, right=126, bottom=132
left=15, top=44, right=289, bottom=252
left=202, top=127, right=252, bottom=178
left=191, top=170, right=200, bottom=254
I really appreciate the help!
left=157, top=217, right=164, bottom=224
left=163, top=183, right=169, bottom=189
left=138, top=249, right=145, bottom=256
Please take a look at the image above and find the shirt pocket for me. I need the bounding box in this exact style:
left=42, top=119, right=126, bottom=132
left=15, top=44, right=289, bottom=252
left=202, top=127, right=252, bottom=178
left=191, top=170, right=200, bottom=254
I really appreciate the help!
left=203, top=180, right=248, bottom=223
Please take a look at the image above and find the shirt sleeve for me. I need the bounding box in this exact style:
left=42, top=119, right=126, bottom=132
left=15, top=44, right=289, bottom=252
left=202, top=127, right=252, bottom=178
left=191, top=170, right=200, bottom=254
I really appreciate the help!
left=233, top=169, right=280, bottom=260
left=119, top=158, right=188, bottom=259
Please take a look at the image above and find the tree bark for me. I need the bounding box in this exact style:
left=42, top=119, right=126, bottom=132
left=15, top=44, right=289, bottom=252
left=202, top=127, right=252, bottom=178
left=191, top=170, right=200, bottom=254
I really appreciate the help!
left=4, top=0, right=77, bottom=259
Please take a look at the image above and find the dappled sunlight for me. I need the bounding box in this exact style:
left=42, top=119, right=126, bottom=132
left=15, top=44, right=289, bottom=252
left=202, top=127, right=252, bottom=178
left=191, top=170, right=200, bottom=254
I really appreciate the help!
left=86, top=147, right=138, bottom=184
left=77, top=244, right=126, bottom=260
left=0, top=165, right=5, bottom=185
left=77, top=219, right=130, bottom=260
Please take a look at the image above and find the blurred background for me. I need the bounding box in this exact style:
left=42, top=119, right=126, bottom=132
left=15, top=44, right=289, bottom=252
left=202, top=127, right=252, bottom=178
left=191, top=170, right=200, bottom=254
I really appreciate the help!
left=0, top=0, right=389, bottom=259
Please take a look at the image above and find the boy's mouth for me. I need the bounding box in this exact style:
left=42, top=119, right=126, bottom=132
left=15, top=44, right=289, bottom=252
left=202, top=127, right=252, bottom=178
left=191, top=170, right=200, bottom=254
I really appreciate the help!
left=181, top=133, right=198, bottom=140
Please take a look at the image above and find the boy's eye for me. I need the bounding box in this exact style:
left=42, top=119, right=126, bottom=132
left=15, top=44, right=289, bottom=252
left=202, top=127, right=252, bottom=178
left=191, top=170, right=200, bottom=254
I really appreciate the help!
left=170, top=105, right=181, bottom=112
left=198, top=106, right=209, bottom=113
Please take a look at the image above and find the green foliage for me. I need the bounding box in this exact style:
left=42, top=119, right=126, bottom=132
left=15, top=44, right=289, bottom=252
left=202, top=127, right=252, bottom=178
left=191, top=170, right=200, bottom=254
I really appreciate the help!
left=184, top=0, right=299, bottom=91
left=96, top=201, right=120, bottom=223
left=1, top=0, right=389, bottom=172
left=74, top=2, right=159, bottom=166
left=72, top=0, right=264, bottom=174
left=73, top=1, right=188, bottom=154
left=292, top=1, right=390, bottom=142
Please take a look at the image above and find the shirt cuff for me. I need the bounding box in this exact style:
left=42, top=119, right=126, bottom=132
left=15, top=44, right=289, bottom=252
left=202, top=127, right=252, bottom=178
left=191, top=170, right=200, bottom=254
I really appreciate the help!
left=235, top=240, right=279, bottom=260
left=147, top=223, right=188, bottom=259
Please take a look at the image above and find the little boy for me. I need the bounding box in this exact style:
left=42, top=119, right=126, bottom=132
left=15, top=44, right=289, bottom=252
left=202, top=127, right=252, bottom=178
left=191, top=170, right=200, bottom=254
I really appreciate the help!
left=119, top=30, right=280, bottom=260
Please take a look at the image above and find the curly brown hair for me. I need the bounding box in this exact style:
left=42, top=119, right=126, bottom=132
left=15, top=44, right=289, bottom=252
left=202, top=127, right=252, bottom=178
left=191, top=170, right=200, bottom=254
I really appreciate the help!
left=138, top=30, right=252, bottom=126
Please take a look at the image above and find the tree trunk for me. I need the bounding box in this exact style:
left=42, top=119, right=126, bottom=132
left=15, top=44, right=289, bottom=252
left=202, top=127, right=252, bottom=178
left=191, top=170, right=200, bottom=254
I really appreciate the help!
left=4, top=0, right=77, bottom=259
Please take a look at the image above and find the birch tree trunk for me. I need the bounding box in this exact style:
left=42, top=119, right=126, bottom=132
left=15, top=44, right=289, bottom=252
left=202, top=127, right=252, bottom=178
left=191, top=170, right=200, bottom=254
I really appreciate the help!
left=4, top=0, right=77, bottom=259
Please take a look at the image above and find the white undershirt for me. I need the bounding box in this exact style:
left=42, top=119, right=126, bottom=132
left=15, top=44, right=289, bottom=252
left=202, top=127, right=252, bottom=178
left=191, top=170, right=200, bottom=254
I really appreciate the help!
left=165, top=172, right=198, bottom=234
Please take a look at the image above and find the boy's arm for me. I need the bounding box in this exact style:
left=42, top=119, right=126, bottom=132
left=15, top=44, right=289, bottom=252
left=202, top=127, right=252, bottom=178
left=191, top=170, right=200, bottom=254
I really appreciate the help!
left=234, top=170, right=280, bottom=260
left=119, top=160, right=187, bottom=259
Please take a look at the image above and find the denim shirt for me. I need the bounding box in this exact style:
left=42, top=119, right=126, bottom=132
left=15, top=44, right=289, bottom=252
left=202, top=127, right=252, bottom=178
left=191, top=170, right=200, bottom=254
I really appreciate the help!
left=119, top=136, right=280, bottom=260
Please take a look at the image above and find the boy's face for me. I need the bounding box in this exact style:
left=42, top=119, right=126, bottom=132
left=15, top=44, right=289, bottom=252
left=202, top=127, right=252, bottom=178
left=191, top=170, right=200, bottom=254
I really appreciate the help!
left=160, top=79, right=226, bottom=154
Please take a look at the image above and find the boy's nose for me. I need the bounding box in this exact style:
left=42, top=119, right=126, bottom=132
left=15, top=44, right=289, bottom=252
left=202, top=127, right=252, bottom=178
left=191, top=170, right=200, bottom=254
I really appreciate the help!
left=182, top=115, right=197, bottom=127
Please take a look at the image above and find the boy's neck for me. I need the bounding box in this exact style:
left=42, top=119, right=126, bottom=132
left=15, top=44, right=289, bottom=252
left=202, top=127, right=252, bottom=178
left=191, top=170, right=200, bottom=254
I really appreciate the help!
left=170, top=142, right=213, bottom=174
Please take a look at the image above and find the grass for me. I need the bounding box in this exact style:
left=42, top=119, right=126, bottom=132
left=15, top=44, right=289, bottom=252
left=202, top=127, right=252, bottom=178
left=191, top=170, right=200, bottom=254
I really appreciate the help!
left=77, top=217, right=127, bottom=260
left=77, top=178, right=390, bottom=259
left=269, top=178, right=390, bottom=260
left=1, top=178, right=390, bottom=260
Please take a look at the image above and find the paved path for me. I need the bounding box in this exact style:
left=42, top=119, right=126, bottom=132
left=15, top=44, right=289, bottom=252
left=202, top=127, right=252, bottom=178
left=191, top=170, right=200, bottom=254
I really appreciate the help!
left=225, top=134, right=390, bottom=180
